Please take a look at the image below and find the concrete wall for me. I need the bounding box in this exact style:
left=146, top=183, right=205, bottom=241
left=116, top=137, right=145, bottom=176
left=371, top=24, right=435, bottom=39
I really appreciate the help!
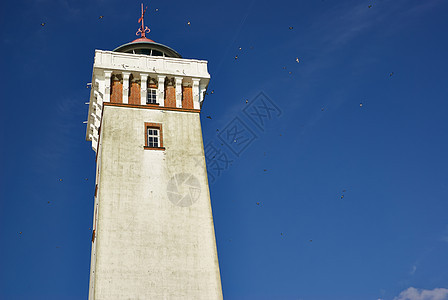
left=92, top=105, right=222, bottom=299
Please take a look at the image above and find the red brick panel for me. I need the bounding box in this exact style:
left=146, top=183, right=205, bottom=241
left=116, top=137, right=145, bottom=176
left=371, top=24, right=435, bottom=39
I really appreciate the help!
left=165, top=85, right=176, bottom=108
left=110, top=80, right=123, bottom=103
left=182, top=86, right=193, bottom=109
left=129, top=82, right=141, bottom=105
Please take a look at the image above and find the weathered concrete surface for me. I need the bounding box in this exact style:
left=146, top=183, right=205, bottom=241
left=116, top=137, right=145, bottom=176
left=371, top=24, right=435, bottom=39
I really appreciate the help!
left=92, top=105, right=222, bottom=299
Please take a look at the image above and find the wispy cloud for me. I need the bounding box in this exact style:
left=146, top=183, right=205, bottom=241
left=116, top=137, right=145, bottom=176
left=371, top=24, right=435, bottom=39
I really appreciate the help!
left=409, top=264, right=417, bottom=275
left=440, top=225, right=448, bottom=243
left=393, top=287, right=448, bottom=300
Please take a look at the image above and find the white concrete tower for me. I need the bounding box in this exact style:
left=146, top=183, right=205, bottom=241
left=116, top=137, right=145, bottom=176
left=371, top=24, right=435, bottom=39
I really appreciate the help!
left=85, top=7, right=222, bottom=299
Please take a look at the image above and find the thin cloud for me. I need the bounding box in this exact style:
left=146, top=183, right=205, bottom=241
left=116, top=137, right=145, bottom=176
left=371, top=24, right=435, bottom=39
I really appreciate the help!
left=440, top=225, right=448, bottom=243
left=393, top=287, right=448, bottom=300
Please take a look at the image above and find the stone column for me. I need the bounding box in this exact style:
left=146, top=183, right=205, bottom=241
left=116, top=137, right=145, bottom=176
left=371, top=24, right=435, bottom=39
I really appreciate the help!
left=157, top=75, right=166, bottom=106
left=199, top=82, right=208, bottom=109
left=122, top=72, right=131, bottom=104
left=192, top=78, right=201, bottom=110
left=175, top=77, right=183, bottom=108
left=140, top=74, right=148, bottom=105
left=103, top=71, right=112, bottom=103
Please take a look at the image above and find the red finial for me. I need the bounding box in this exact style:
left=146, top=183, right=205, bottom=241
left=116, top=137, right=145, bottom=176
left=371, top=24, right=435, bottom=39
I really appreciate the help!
left=136, top=3, right=150, bottom=38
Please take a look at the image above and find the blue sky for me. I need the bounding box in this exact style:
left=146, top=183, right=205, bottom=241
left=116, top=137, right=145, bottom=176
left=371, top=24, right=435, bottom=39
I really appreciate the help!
left=1, top=0, right=448, bottom=299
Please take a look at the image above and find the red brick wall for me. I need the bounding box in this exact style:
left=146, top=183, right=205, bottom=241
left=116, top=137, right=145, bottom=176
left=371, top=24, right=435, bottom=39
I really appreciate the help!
left=129, top=81, right=141, bottom=105
left=182, top=86, right=193, bottom=109
left=165, top=85, right=176, bottom=108
left=110, top=80, right=123, bottom=103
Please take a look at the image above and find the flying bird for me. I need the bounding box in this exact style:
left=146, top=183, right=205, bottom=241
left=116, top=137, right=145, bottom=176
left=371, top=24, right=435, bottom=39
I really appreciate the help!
left=40, top=22, right=45, bottom=26
left=245, top=99, right=248, bottom=104
left=256, top=202, right=260, bottom=205
left=368, top=5, right=373, bottom=8
left=187, top=21, right=191, bottom=26
left=296, top=57, right=300, bottom=63
left=234, top=55, right=238, bottom=60
left=210, top=90, right=214, bottom=94
left=341, top=195, right=344, bottom=199
left=289, top=26, right=293, bottom=30
left=263, top=169, right=267, bottom=172
left=360, top=103, right=363, bottom=107
left=155, top=8, right=159, bottom=12
left=19, top=232, right=22, bottom=235
left=321, top=107, right=325, bottom=111
left=99, top=16, right=104, bottom=19
left=390, top=72, right=394, bottom=77
left=206, top=116, right=212, bottom=120
left=238, top=47, right=242, bottom=51
left=58, top=179, right=63, bottom=182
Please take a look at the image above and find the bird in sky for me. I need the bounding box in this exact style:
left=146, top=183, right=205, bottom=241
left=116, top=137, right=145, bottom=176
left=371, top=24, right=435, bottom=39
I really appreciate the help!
left=206, top=116, right=212, bottom=120
left=99, top=16, right=104, bottom=19
left=47, top=201, right=50, bottom=204
left=238, top=47, right=242, bottom=51
left=40, top=22, right=45, bottom=26
left=309, top=240, right=313, bottom=242
left=341, top=195, right=344, bottom=199
left=368, top=5, right=373, bottom=8
left=282, top=66, right=286, bottom=69
left=296, top=57, right=300, bottom=63
left=210, top=90, right=214, bottom=94
left=288, top=71, right=292, bottom=75
left=245, top=99, right=248, bottom=104
left=390, top=72, right=394, bottom=77
left=234, top=55, right=238, bottom=60
left=256, top=202, right=261, bottom=205
left=19, top=232, right=22, bottom=235
left=263, top=169, right=267, bottom=172
left=155, top=8, right=159, bottom=12
left=187, top=21, right=191, bottom=26
left=289, top=26, right=293, bottom=30
left=58, top=179, right=63, bottom=182
left=360, top=103, right=363, bottom=107
left=321, top=107, right=325, bottom=111
left=85, top=178, right=88, bottom=181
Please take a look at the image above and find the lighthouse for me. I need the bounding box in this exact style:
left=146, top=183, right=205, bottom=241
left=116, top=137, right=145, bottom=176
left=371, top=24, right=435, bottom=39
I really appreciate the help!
left=85, top=5, right=222, bottom=299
